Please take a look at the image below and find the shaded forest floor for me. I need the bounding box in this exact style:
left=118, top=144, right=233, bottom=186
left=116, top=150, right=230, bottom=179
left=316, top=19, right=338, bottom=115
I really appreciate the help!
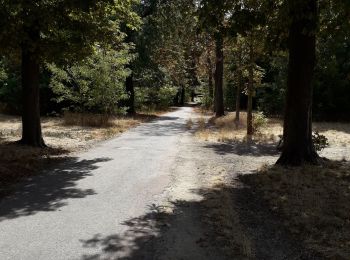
left=0, top=112, right=162, bottom=197
left=184, top=110, right=350, bottom=259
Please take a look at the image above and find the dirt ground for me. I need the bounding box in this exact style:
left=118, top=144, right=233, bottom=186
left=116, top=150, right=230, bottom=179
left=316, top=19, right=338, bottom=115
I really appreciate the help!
left=184, top=111, right=350, bottom=259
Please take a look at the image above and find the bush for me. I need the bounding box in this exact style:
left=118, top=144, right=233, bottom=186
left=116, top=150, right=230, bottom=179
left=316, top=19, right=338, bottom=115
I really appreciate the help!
left=312, top=132, right=329, bottom=151
left=277, top=132, right=330, bottom=152
left=253, top=111, right=268, bottom=133
left=135, top=85, right=177, bottom=111
left=48, top=47, right=132, bottom=115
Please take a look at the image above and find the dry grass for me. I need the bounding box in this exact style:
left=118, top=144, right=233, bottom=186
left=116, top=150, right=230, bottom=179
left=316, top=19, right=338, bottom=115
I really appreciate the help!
left=240, top=161, right=350, bottom=259
left=195, top=112, right=282, bottom=143
left=63, top=112, right=113, bottom=127
left=0, top=144, right=69, bottom=197
left=194, top=111, right=350, bottom=147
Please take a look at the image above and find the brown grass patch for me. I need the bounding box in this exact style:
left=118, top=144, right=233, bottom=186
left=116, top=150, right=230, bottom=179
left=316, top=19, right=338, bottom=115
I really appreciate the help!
left=240, top=161, right=350, bottom=259
left=195, top=112, right=282, bottom=143
left=195, top=111, right=350, bottom=147
left=0, top=143, right=69, bottom=197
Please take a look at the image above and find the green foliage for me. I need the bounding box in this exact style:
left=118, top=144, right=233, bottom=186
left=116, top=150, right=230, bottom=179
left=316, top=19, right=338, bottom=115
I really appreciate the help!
left=312, top=132, right=329, bottom=152
left=0, top=1, right=141, bottom=63
left=278, top=132, right=330, bottom=152
left=252, top=111, right=268, bottom=133
left=0, top=60, right=21, bottom=112
left=257, top=53, right=288, bottom=116
left=135, top=84, right=177, bottom=110
left=48, top=47, right=132, bottom=114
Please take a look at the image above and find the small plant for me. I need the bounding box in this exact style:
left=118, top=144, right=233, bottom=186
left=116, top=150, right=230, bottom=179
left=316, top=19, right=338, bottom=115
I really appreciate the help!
left=253, top=111, right=268, bottom=133
left=197, top=117, right=206, bottom=130
left=277, top=132, right=329, bottom=152
left=313, top=132, right=329, bottom=151
left=186, top=118, right=193, bottom=130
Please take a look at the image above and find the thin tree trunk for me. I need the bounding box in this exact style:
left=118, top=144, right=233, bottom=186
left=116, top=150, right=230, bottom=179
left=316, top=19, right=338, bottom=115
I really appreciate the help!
left=214, top=33, right=225, bottom=117
left=125, top=73, right=135, bottom=115
left=247, top=42, right=254, bottom=136
left=235, top=74, right=242, bottom=123
left=235, top=45, right=243, bottom=123
left=20, top=27, right=46, bottom=147
left=180, top=85, right=185, bottom=106
left=207, top=56, right=214, bottom=100
left=277, top=0, right=319, bottom=166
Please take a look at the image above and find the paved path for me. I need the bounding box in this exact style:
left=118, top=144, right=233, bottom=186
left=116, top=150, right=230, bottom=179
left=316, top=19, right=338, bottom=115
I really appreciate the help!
left=0, top=107, right=196, bottom=260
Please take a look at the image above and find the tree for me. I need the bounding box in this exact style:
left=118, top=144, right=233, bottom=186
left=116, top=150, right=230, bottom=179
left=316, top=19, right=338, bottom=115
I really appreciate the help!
left=0, top=1, right=140, bottom=147
left=198, top=0, right=236, bottom=117
left=276, top=0, right=320, bottom=166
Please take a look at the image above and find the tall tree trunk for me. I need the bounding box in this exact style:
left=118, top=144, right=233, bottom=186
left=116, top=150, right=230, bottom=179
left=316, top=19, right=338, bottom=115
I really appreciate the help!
left=180, top=85, right=185, bottom=106
left=247, top=42, right=254, bottom=136
left=277, top=0, right=319, bottom=166
left=207, top=56, right=214, bottom=100
left=20, top=33, right=46, bottom=147
left=235, top=45, right=243, bottom=123
left=235, top=73, right=242, bottom=123
left=125, top=72, right=135, bottom=115
left=214, top=33, right=225, bottom=117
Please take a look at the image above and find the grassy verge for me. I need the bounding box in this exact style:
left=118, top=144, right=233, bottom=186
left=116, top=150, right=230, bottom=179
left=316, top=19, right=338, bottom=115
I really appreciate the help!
left=240, top=161, right=350, bottom=259
left=191, top=111, right=350, bottom=147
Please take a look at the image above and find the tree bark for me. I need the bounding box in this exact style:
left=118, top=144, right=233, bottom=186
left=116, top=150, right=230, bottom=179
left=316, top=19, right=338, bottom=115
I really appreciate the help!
left=214, top=33, right=225, bottom=117
left=125, top=72, right=135, bottom=115
left=235, top=45, right=243, bottom=123
left=235, top=72, right=242, bottom=123
left=20, top=28, right=46, bottom=147
left=277, top=0, right=319, bottom=166
left=180, top=85, right=185, bottom=106
left=207, top=56, right=214, bottom=100
left=247, top=42, right=254, bottom=136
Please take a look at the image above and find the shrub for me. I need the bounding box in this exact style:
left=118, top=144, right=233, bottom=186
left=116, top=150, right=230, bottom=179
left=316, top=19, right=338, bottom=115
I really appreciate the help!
left=48, top=47, right=132, bottom=115
left=253, top=111, right=268, bottom=133
left=312, top=132, right=329, bottom=151
left=277, top=132, right=330, bottom=152
left=135, top=85, right=177, bottom=111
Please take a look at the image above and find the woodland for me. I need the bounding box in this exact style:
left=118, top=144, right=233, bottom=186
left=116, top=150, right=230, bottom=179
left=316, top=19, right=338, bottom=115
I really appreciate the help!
left=0, top=1, right=350, bottom=259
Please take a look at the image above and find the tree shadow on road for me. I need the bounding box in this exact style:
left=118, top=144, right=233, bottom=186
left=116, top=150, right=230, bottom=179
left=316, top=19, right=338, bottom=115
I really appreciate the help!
left=0, top=156, right=111, bottom=221
left=203, top=141, right=279, bottom=157
left=79, top=183, right=317, bottom=260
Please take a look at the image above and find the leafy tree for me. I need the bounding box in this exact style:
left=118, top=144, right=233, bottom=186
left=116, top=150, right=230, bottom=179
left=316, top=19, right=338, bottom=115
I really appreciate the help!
left=0, top=0, right=140, bottom=147
left=198, top=0, right=236, bottom=117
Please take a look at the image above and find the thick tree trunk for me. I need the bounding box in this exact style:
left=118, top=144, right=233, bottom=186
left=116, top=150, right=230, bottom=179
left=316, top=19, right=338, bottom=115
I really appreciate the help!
left=247, top=43, right=254, bottom=136
left=20, top=44, right=46, bottom=147
left=214, top=33, right=225, bottom=117
left=125, top=73, right=135, bottom=115
left=277, top=0, right=319, bottom=166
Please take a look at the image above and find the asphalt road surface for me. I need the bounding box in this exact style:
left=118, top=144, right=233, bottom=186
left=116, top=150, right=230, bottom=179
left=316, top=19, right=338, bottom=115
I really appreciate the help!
left=0, top=107, right=202, bottom=260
